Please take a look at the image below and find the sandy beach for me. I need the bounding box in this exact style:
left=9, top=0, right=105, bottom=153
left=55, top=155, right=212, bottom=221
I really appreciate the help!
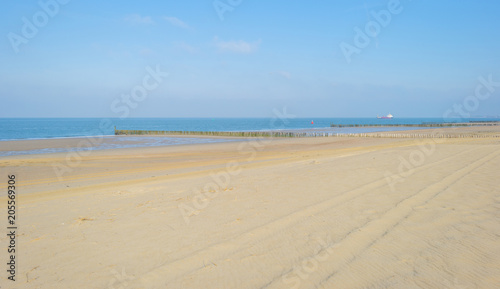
left=1, top=127, right=499, bottom=289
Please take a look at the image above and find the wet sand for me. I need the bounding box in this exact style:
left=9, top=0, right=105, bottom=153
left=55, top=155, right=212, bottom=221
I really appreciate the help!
left=0, top=127, right=499, bottom=288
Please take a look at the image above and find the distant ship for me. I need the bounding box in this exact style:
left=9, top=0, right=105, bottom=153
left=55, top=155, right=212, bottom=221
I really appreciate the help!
left=377, top=114, right=394, bottom=119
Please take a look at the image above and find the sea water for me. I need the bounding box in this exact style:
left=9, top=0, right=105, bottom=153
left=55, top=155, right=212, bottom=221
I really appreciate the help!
left=2, top=117, right=496, bottom=141
left=1, top=117, right=497, bottom=156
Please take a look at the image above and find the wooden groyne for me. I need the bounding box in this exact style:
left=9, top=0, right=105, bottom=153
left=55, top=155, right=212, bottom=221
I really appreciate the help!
left=115, top=129, right=305, bottom=138
left=114, top=129, right=500, bottom=139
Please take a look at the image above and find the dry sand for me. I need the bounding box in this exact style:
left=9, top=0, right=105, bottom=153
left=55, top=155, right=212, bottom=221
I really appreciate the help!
left=0, top=127, right=499, bottom=288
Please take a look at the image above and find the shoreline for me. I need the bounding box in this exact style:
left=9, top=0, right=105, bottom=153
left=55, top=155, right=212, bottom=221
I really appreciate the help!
left=2, top=126, right=500, bottom=157
left=0, top=135, right=243, bottom=157
left=2, top=117, right=499, bottom=142
left=0, top=134, right=117, bottom=142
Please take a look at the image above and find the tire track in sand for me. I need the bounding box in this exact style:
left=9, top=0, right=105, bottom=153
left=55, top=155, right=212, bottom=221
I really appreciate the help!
left=261, top=148, right=500, bottom=289
left=127, top=146, right=482, bottom=288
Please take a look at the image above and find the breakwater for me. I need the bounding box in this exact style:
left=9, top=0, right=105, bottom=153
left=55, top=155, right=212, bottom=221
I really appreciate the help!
left=114, top=129, right=499, bottom=139
left=115, top=129, right=304, bottom=138
left=329, top=122, right=500, bottom=128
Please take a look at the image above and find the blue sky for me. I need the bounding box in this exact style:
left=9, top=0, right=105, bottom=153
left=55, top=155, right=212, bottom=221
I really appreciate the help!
left=1, top=0, right=499, bottom=118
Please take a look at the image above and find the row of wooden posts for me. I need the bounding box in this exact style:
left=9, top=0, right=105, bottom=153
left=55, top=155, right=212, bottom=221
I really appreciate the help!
left=114, top=129, right=499, bottom=139
left=329, top=123, right=500, bottom=128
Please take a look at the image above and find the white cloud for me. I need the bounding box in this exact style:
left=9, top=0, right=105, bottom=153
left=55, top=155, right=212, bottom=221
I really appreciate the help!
left=213, top=37, right=261, bottom=54
left=125, top=14, right=153, bottom=25
left=270, top=71, right=291, bottom=79
left=164, top=16, right=190, bottom=29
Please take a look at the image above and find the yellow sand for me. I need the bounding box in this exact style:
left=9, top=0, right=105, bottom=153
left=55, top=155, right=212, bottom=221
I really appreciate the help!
left=0, top=129, right=499, bottom=288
